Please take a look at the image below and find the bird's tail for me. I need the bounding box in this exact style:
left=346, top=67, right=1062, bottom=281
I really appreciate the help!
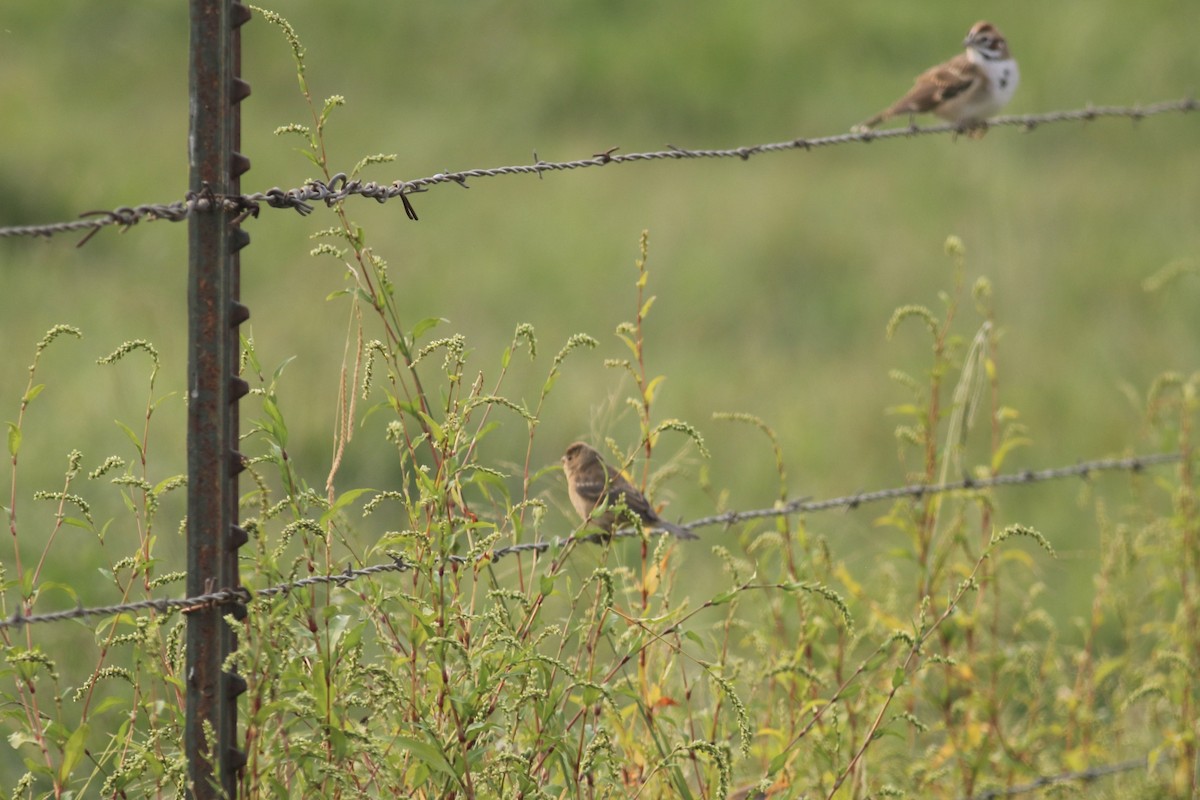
left=851, top=111, right=887, bottom=134
left=656, top=519, right=698, bottom=540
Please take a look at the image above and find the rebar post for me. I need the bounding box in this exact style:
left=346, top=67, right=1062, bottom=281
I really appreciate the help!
left=187, top=0, right=251, bottom=795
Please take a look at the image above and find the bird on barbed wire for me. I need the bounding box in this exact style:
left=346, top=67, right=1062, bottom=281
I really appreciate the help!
left=561, top=441, right=698, bottom=540
left=852, top=21, right=1018, bottom=138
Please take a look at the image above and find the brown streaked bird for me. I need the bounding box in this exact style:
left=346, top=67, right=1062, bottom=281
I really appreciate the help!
left=561, top=442, right=697, bottom=540
left=852, top=21, right=1019, bottom=134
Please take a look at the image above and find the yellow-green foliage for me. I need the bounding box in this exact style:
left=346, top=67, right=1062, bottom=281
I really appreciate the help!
left=1, top=4, right=1197, bottom=797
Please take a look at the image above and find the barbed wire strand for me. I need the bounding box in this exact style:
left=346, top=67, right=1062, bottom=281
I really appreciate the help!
left=0, top=98, right=1194, bottom=242
left=962, top=756, right=1148, bottom=799
left=690, top=451, right=1183, bottom=528
left=0, top=450, right=1183, bottom=631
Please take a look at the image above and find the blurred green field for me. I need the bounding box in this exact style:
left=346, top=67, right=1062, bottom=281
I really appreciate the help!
left=1, top=0, right=1197, bottom=706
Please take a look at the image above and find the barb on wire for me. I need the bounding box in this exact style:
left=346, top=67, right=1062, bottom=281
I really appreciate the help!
left=962, top=756, right=1149, bottom=799
left=0, top=98, right=1194, bottom=242
left=0, top=450, right=1185, bottom=631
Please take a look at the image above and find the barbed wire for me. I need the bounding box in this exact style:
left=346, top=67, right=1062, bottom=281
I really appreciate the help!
left=962, top=756, right=1148, bottom=799
left=0, top=98, right=1194, bottom=243
left=0, top=450, right=1184, bottom=632
left=692, top=451, right=1183, bottom=528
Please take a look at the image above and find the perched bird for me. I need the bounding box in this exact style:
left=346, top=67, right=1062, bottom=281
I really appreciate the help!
left=852, top=21, right=1018, bottom=134
left=561, top=441, right=697, bottom=540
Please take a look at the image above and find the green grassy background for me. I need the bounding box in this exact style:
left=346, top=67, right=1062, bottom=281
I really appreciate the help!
left=1, top=0, right=1196, bottom=719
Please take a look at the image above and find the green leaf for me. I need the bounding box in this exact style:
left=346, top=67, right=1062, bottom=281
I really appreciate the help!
left=417, top=411, right=444, bottom=444
left=411, top=317, right=447, bottom=340
left=272, top=355, right=298, bottom=383
left=990, top=435, right=1033, bottom=472
left=6, top=423, right=20, bottom=457
left=327, top=614, right=352, bottom=645
left=153, top=475, right=185, bottom=495
left=709, top=589, right=738, bottom=606
left=115, top=420, right=143, bottom=457
left=413, top=468, right=440, bottom=503
left=310, top=660, right=329, bottom=715
left=466, top=468, right=509, bottom=500
left=92, top=695, right=127, bottom=716
left=357, top=401, right=392, bottom=429
left=864, top=650, right=890, bottom=672
left=639, top=294, right=657, bottom=318
left=396, top=399, right=423, bottom=418
left=38, top=581, right=79, bottom=605
left=262, top=395, right=283, bottom=425
left=395, top=736, right=461, bottom=783
left=320, top=488, right=373, bottom=525
left=891, top=667, right=906, bottom=690
left=884, top=403, right=923, bottom=418
left=149, top=391, right=179, bottom=413
left=328, top=725, right=350, bottom=759
left=339, top=620, right=366, bottom=651
left=58, top=723, right=89, bottom=784
left=767, top=748, right=790, bottom=774
left=475, top=421, right=501, bottom=441
left=643, top=375, right=666, bottom=405
left=23, top=384, right=45, bottom=403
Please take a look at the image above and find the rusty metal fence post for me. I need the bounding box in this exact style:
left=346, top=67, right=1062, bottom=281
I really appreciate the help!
left=187, top=0, right=251, bottom=796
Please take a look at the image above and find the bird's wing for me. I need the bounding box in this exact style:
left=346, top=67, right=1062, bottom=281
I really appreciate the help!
left=610, top=483, right=656, bottom=519
left=588, top=465, right=656, bottom=518
left=897, top=54, right=982, bottom=113
left=571, top=475, right=610, bottom=506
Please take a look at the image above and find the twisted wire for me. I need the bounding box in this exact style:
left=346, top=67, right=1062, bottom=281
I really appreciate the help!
left=962, top=756, right=1148, bottom=799
left=0, top=450, right=1182, bottom=631
left=0, top=99, right=1194, bottom=241
left=691, top=451, right=1183, bottom=528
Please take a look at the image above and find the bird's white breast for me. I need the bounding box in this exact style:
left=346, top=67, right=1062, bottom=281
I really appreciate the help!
left=967, top=51, right=1019, bottom=119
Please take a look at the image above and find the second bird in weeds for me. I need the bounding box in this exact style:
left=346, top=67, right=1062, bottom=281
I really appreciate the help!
left=562, top=442, right=698, bottom=540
